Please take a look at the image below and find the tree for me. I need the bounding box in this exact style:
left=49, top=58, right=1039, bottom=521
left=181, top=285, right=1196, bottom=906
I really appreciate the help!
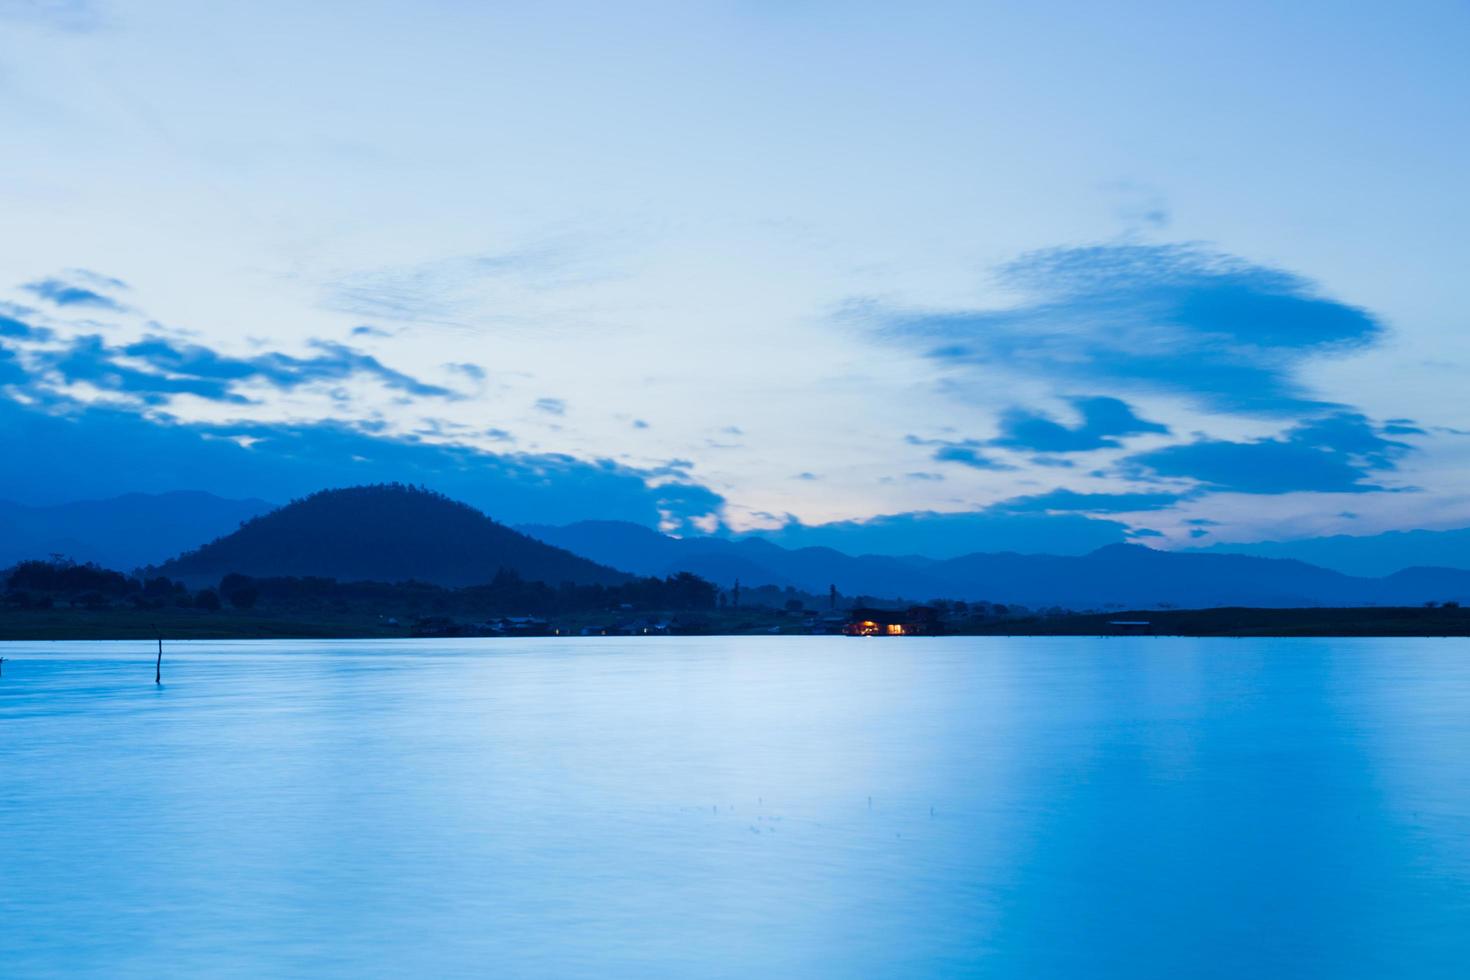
left=195, top=588, right=222, bottom=611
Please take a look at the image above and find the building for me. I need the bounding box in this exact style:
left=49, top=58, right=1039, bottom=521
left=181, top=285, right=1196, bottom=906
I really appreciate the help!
left=843, top=606, right=941, bottom=636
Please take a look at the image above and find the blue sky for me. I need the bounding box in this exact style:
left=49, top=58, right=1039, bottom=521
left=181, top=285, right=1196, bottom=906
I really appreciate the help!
left=2, top=0, right=1468, bottom=551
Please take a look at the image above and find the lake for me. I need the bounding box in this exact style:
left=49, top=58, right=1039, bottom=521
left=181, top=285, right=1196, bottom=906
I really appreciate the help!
left=2, top=636, right=1468, bottom=977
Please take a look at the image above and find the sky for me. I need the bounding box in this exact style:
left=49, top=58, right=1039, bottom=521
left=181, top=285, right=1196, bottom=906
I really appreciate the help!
left=1, top=0, right=1468, bottom=554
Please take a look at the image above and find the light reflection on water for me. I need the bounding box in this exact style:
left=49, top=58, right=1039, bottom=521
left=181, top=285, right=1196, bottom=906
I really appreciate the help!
left=2, top=636, right=1468, bottom=978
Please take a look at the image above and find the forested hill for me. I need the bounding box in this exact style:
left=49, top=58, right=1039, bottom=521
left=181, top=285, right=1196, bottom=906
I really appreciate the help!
left=156, top=484, right=629, bottom=588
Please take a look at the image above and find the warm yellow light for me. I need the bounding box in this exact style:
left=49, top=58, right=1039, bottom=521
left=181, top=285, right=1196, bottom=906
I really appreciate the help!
left=887, top=623, right=905, bottom=635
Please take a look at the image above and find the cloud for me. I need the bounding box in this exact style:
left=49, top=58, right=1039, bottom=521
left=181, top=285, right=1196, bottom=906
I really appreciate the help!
left=991, top=396, right=1169, bottom=453
left=0, top=395, right=725, bottom=531
left=322, top=244, right=578, bottom=324
left=28, top=333, right=457, bottom=405
left=991, top=488, right=1185, bottom=513
left=23, top=276, right=126, bottom=311
left=905, top=434, right=1015, bottom=471
left=2, top=274, right=461, bottom=410
left=873, top=243, right=1384, bottom=414
left=0, top=346, right=27, bottom=386
left=445, top=362, right=485, bottom=381
left=534, top=397, right=566, bottom=415
left=1123, top=412, right=1413, bottom=494
left=0, top=308, right=50, bottom=340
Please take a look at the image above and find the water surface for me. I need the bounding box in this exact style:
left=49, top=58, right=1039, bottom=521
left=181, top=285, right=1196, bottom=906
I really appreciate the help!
left=2, top=636, right=1468, bottom=977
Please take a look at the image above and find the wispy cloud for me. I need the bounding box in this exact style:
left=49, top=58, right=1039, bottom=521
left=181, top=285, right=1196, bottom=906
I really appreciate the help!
left=23, top=276, right=128, bottom=311
left=0, top=289, right=458, bottom=407
left=869, top=243, right=1384, bottom=415
left=321, top=243, right=584, bottom=325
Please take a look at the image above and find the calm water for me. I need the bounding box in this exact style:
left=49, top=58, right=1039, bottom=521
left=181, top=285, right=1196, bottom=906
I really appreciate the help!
left=2, top=637, right=1468, bottom=978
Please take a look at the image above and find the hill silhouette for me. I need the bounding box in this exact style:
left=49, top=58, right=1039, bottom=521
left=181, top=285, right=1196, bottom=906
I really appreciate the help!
left=157, top=484, right=628, bottom=588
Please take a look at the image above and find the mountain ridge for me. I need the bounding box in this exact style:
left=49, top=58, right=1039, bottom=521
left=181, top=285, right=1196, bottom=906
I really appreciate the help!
left=521, top=520, right=1470, bottom=609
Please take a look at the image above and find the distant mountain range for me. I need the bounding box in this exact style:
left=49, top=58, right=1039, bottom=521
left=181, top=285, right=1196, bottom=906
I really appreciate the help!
left=156, top=485, right=627, bottom=588
left=0, top=492, right=275, bottom=571
left=1191, top=527, right=1470, bottom=578
left=521, top=519, right=1470, bottom=609
left=9, top=486, right=1470, bottom=609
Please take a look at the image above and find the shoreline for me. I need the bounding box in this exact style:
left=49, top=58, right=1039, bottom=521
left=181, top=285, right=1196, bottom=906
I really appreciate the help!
left=4, top=604, right=1470, bottom=641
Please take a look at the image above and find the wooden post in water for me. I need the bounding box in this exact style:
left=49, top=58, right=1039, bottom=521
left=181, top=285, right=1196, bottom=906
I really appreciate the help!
left=155, top=637, right=163, bottom=685
left=0, top=656, right=6, bottom=677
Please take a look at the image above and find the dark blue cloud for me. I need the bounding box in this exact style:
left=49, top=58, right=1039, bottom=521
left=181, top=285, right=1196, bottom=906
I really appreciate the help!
left=991, top=396, right=1169, bottom=452
left=934, top=446, right=1007, bottom=469
left=0, top=310, right=49, bottom=339
left=0, top=395, right=724, bottom=531
left=905, top=434, right=1015, bottom=471
left=873, top=244, right=1384, bottom=414
left=1123, top=413, right=1413, bottom=494
left=992, top=488, right=1185, bottom=513
left=49, top=335, right=247, bottom=405
left=23, top=333, right=455, bottom=404
left=23, top=277, right=125, bottom=311
left=0, top=346, right=26, bottom=386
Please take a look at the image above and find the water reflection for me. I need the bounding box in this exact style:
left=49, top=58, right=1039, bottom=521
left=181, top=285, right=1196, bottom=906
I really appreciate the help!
left=1, top=637, right=1467, bottom=977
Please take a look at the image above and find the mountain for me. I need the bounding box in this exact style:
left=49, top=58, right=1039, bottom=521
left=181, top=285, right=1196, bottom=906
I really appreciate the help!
left=158, top=485, right=628, bottom=588
left=520, top=520, right=956, bottom=599
left=522, top=521, right=1470, bottom=609
left=1199, top=527, right=1470, bottom=577
left=0, top=492, right=276, bottom=572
